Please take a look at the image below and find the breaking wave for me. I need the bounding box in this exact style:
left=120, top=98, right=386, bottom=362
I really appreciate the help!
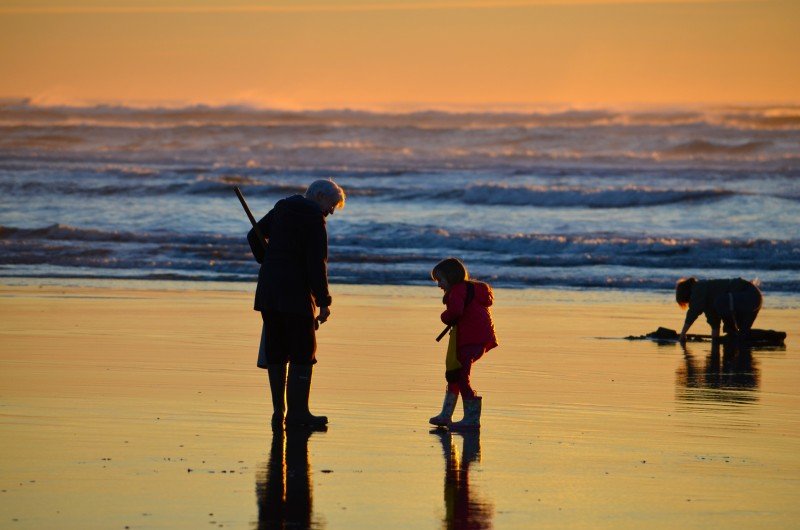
left=662, top=140, right=771, bottom=156
left=2, top=100, right=800, bottom=171
left=3, top=99, right=800, bottom=130
left=460, top=184, right=735, bottom=208
left=2, top=223, right=798, bottom=291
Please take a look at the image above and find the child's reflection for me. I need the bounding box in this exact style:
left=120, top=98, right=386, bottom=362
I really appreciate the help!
left=255, top=427, right=326, bottom=529
left=676, top=340, right=760, bottom=405
left=431, top=429, right=494, bottom=529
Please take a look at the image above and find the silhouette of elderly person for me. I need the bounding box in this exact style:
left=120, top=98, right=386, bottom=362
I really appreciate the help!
left=248, top=179, right=345, bottom=428
left=675, top=277, right=762, bottom=344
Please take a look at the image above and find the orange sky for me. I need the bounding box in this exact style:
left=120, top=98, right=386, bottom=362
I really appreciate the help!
left=0, top=0, right=797, bottom=108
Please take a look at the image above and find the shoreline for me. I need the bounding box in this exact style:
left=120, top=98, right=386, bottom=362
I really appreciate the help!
left=3, top=276, right=800, bottom=310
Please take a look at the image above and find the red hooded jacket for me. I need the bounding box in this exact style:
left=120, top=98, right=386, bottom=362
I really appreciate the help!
left=441, top=281, right=498, bottom=352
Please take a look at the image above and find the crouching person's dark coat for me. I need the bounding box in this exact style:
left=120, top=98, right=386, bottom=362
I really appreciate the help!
left=247, top=194, right=332, bottom=316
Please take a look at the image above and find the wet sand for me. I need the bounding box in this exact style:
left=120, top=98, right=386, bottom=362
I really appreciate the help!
left=1, top=283, right=798, bottom=529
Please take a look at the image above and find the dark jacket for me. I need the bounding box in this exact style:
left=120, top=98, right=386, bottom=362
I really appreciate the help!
left=247, top=195, right=332, bottom=315
left=441, top=281, right=498, bottom=351
left=684, top=278, right=755, bottom=330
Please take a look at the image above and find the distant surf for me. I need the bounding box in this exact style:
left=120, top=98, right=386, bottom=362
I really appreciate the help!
left=1, top=101, right=798, bottom=292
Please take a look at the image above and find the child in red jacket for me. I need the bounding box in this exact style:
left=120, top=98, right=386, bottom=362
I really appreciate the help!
left=429, top=258, right=498, bottom=430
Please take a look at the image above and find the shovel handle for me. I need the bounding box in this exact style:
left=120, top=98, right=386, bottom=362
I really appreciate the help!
left=435, top=325, right=451, bottom=342
left=234, top=186, right=267, bottom=251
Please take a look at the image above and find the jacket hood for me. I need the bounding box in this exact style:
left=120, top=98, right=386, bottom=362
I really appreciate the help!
left=471, top=280, right=494, bottom=307
left=445, top=280, right=493, bottom=307
left=275, top=195, right=325, bottom=223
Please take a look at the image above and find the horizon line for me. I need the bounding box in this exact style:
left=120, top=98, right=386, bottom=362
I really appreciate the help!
left=0, top=0, right=766, bottom=15
left=2, top=96, right=799, bottom=113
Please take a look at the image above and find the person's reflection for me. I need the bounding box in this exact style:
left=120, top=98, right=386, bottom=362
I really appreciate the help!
left=256, top=427, right=326, bottom=529
left=676, top=340, right=760, bottom=405
left=431, top=429, right=493, bottom=529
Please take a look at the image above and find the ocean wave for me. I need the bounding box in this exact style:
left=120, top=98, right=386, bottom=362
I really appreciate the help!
left=719, top=108, right=800, bottom=130
left=460, top=184, right=735, bottom=208
left=2, top=223, right=798, bottom=291
left=662, top=140, right=771, bottom=157
left=3, top=100, right=800, bottom=131
left=330, top=224, right=800, bottom=271
left=187, top=175, right=390, bottom=197
left=0, top=174, right=390, bottom=199
left=186, top=177, right=305, bottom=196
left=6, top=223, right=798, bottom=270
left=3, top=118, right=799, bottom=172
left=0, top=224, right=136, bottom=243
left=0, top=223, right=239, bottom=247
left=2, top=160, right=797, bottom=214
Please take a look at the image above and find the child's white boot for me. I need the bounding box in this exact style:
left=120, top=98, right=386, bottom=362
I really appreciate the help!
left=429, top=392, right=459, bottom=426
left=450, top=396, right=481, bottom=430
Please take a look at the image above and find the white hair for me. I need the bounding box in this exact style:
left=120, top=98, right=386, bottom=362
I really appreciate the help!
left=305, top=179, right=346, bottom=208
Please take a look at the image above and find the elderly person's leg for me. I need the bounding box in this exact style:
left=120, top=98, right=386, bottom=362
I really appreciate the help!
left=285, top=314, right=327, bottom=427
left=267, top=365, right=287, bottom=427
left=262, top=311, right=289, bottom=427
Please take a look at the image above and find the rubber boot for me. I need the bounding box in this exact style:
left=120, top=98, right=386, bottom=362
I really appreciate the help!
left=285, top=364, right=328, bottom=428
left=267, top=364, right=287, bottom=428
left=450, top=396, right=482, bottom=431
left=429, top=392, right=459, bottom=427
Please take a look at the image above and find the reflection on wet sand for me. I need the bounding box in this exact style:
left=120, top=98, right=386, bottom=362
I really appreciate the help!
left=431, top=429, right=494, bottom=530
left=255, top=427, right=326, bottom=530
left=676, top=340, right=762, bottom=405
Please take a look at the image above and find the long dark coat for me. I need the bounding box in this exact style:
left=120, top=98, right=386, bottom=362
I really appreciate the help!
left=247, top=195, right=332, bottom=315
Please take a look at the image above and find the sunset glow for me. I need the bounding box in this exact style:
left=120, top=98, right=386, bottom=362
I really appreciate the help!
left=1, top=0, right=797, bottom=108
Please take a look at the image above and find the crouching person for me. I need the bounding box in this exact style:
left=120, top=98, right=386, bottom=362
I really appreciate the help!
left=676, top=277, right=762, bottom=344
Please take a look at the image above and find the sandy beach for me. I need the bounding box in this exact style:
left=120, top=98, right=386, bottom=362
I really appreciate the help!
left=3, top=1, right=798, bottom=528
left=1, top=282, right=798, bottom=529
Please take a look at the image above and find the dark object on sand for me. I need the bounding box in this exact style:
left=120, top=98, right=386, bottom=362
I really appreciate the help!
left=625, top=326, right=786, bottom=346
